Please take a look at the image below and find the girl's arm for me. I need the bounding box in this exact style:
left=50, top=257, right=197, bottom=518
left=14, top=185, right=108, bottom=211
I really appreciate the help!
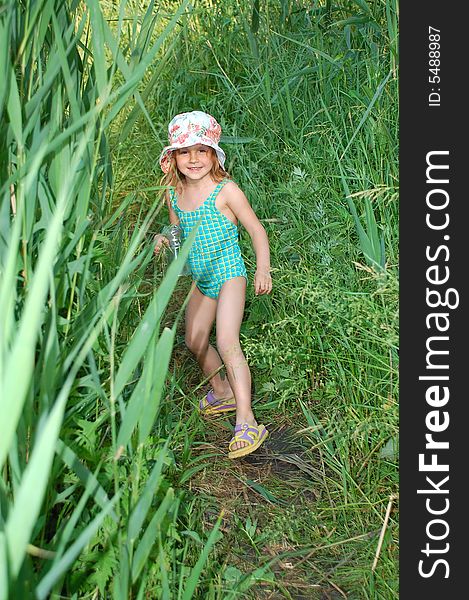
left=154, top=190, right=180, bottom=253
left=224, top=183, right=272, bottom=295
left=166, top=189, right=180, bottom=225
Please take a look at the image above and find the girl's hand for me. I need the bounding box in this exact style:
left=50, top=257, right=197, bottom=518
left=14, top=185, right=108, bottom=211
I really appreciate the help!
left=153, top=234, right=169, bottom=254
left=254, top=269, right=272, bottom=295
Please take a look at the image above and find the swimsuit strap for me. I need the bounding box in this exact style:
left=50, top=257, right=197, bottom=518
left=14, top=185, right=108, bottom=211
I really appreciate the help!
left=207, top=178, right=230, bottom=207
left=168, top=187, right=176, bottom=211
left=170, top=179, right=230, bottom=213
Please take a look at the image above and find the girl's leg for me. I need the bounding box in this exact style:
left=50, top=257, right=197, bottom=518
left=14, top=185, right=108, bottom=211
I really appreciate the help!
left=185, top=285, right=233, bottom=399
left=216, top=277, right=255, bottom=450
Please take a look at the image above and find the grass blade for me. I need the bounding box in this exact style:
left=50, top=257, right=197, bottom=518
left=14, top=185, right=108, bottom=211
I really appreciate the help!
left=340, top=71, right=392, bottom=160
left=56, top=440, right=118, bottom=522
left=5, top=393, right=68, bottom=577
left=116, top=326, right=175, bottom=450
left=114, top=223, right=199, bottom=398
left=6, top=66, right=23, bottom=148
left=181, top=511, right=224, bottom=600
left=131, top=487, right=175, bottom=584
left=128, top=442, right=169, bottom=543
left=0, top=531, right=8, bottom=600
left=36, top=493, right=120, bottom=600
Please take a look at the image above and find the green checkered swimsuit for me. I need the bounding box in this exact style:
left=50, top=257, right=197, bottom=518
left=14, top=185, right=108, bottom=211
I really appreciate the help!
left=170, top=179, right=247, bottom=299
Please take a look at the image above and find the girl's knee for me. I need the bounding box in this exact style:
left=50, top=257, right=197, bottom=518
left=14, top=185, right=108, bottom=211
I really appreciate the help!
left=216, top=336, right=241, bottom=360
left=185, top=333, right=209, bottom=356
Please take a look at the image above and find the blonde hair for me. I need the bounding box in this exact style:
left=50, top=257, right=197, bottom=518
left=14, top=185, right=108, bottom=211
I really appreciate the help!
left=159, top=147, right=230, bottom=198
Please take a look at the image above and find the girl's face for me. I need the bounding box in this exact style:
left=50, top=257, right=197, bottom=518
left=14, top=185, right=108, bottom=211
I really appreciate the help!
left=174, top=144, right=214, bottom=182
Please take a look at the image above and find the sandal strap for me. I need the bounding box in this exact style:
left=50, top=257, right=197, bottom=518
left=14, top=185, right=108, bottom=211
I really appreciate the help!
left=200, top=389, right=235, bottom=411
left=234, top=423, right=258, bottom=433
left=229, top=424, right=260, bottom=448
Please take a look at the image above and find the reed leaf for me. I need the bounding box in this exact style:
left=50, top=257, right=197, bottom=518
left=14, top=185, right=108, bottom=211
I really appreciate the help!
left=115, top=325, right=175, bottom=449
left=35, top=493, right=120, bottom=600
left=113, top=224, right=198, bottom=399
left=180, top=511, right=224, bottom=600
left=6, top=67, right=23, bottom=148
left=0, top=7, right=12, bottom=116
left=88, top=1, right=108, bottom=99
left=131, top=487, right=175, bottom=583
left=137, top=325, right=176, bottom=445
left=56, top=440, right=118, bottom=521
left=127, top=442, right=170, bottom=547
left=0, top=531, right=8, bottom=600
left=0, top=121, right=97, bottom=469
left=4, top=392, right=68, bottom=577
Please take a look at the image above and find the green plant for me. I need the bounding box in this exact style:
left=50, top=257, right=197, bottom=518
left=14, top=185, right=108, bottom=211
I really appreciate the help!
left=0, top=1, right=225, bottom=598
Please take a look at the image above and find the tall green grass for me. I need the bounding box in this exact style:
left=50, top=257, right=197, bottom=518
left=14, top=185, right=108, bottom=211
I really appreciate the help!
left=0, top=1, right=227, bottom=598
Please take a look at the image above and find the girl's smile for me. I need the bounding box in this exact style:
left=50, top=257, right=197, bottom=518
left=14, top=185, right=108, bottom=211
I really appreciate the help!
left=175, top=144, right=214, bottom=181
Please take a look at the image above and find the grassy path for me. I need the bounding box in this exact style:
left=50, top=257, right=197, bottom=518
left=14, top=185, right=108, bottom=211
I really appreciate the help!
left=151, top=278, right=398, bottom=599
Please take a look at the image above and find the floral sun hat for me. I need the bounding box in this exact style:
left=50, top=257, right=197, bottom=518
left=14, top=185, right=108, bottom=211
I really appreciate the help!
left=159, top=110, right=226, bottom=174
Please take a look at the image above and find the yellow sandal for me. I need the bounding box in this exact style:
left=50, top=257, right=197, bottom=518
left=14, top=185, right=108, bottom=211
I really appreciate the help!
left=199, top=389, right=236, bottom=415
left=228, top=423, right=269, bottom=459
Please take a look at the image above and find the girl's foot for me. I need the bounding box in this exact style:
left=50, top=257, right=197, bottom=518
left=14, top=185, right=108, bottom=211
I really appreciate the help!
left=228, top=421, right=269, bottom=459
left=231, top=419, right=257, bottom=451
left=199, top=389, right=236, bottom=415
left=230, top=408, right=257, bottom=451
left=212, top=387, right=234, bottom=401
left=231, top=414, right=257, bottom=451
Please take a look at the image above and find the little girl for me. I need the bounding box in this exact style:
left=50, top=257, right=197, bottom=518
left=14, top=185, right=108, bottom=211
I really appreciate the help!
left=154, top=110, right=272, bottom=459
